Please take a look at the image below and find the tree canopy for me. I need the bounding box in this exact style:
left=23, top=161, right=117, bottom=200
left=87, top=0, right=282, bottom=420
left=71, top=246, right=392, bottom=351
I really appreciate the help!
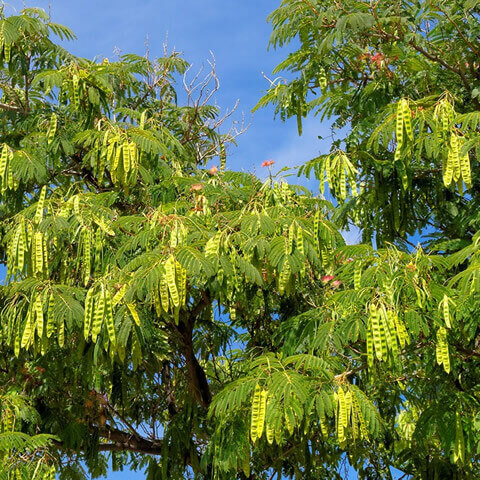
left=1, top=2, right=480, bottom=480
left=258, top=0, right=480, bottom=248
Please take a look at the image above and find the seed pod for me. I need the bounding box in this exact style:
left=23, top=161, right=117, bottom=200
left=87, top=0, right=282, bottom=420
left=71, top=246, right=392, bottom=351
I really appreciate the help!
left=402, top=99, right=413, bottom=141
left=46, top=292, right=55, bottom=338
left=165, top=256, right=180, bottom=308
left=47, top=113, right=57, bottom=145
left=395, top=99, right=404, bottom=145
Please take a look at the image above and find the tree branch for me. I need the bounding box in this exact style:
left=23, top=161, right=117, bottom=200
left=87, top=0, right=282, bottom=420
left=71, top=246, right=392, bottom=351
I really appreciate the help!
left=0, top=102, right=21, bottom=112
left=175, top=292, right=213, bottom=408
left=437, top=5, right=480, bottom=56
left=373, top=27, right=480, bottom=108
left=53, top=426, right=163, bottom=456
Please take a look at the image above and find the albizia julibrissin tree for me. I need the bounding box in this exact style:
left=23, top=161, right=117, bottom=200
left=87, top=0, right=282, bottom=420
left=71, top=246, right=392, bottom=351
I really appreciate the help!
left=1, top=4, right=480, bottom=480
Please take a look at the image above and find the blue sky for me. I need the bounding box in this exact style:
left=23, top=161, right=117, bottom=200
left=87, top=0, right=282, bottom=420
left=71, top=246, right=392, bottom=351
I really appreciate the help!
left=4, top=1, right=360, bottom=477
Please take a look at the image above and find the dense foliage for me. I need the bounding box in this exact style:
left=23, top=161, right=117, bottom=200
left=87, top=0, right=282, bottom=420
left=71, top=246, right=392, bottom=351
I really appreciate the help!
left=258, top=0, right=480, bottom=248
left=0, top=2, right=480, bottom=480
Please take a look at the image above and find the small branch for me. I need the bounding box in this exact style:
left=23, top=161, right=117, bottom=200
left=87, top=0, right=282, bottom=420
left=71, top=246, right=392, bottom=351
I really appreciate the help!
left=0, top=102, right=21, bottom=112
left=334, top=365, right=365, bottom=380
left=52, top=425, right=164, bottom=456
left=372, top=27, right=480, bottom=107
left=437, top=5, right=480, bottom=56
left=300, top=0, right=320, bottom=16
left=104, top=401, right=142, bottom=440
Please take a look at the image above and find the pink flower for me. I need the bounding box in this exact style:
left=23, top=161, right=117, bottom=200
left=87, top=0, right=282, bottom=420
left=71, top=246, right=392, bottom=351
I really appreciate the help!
left=331, top=280, right=342, bottom=288
left=209, top=165, right=218, bottom=175
left=190, top=183, right=203, bottom=192
left=262, top=159, right=275, bottom=167
left=321, top=275, right=335, bottom=283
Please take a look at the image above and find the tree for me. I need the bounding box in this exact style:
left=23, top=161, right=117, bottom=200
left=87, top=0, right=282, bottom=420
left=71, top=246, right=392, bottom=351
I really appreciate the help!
left=253, top=0, right=480, bottom=478
left=1, top=4, right=480, bottom=480
left=257, top=0, right=480, bottom=248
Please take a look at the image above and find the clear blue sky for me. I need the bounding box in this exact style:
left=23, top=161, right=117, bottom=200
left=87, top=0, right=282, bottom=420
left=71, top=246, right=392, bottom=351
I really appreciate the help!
left=4, top=1, right=360, bottom=477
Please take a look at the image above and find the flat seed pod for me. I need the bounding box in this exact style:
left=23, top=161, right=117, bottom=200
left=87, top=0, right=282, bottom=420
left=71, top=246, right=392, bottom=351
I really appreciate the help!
left=325, top=156, right=333, bottom=191
left=378, top=306, right=390, bottom=359
left=34, top=232, right=44, bottom=275
left=84, top=287, right=95, bottom=339
left=460, top=151, right=471, bottom=189
left=313, top=210, right=321, bottom=253
left=394, top=314, right=409, bottom=348
left=402, top=99, right=413, bottom=141
left=4, top=43, right=10, bottom=62
left=129, top=142, right=137, bottom=167
left=205, top=232, right=221, bottom=258
left=165, top=256, right=180, bottom=308
left=354, top=263, right=361, bottom=290
left=343, top=388, right=352, bottom=428
left=47, top=113, right=57, bottom=145
left=266, top=422, right=274, bottom=445
left=160, top=277, right=169, bottom=313
left=339, top=167, right=347, bottom=200
left=34, top=186, right=47, bottom=225
left=220, top=144, right=226, bottom=170
left=177, top=262, right=187, bottom=306
left=366, top=323, right=374, bottom=367
left=442, top=294, right=451, bottom=328
left=127, top=303, right=141, bottom=326
left=35, top=295, right=44, bottom=339
left=104, top=288, right=115, bottom=344
left=7, top=163, right=14, bottom=190
left=288, top=223, right=295, bottom=254
left=250, top=384, right=267, bottom=442
left=46, top=292, right=55, bottom=338
left=106, top=141, right=115, bottom=167
left=123, top=141, right=131, bottom=175
left=83, top=228, right=91, bottom=286
left=396, top=100, right=404, bottom=145
left=370, top=304, right=383, bottom=361
left=57, top=317, right=65, bottom=347
left=450, top=134, right=460, bottom=182
left=94, top=228, right=103, bottom=274
left=91, top=286, right=105, bottom=342
left=72, top=74, right=79, bottom=109
left=443, top=148, right=454, bottom=187
left=112, top=284, right=127, bottom=307
left=436, top=327, right=450, bottom=373
left=385, top=308, right=398, bottom=359
left=153, top=289, right=161, bottom=316
left=14, top=322, right=21, bottom=357
left=21, top=311, right=33, bottom=349
left=12, top=222, right=22, bottom=275
left=0, top=144, right=8, bottom=180
left=336, top=388, right=346, bottom=443
left=113, top=144, right=122, bottom=171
